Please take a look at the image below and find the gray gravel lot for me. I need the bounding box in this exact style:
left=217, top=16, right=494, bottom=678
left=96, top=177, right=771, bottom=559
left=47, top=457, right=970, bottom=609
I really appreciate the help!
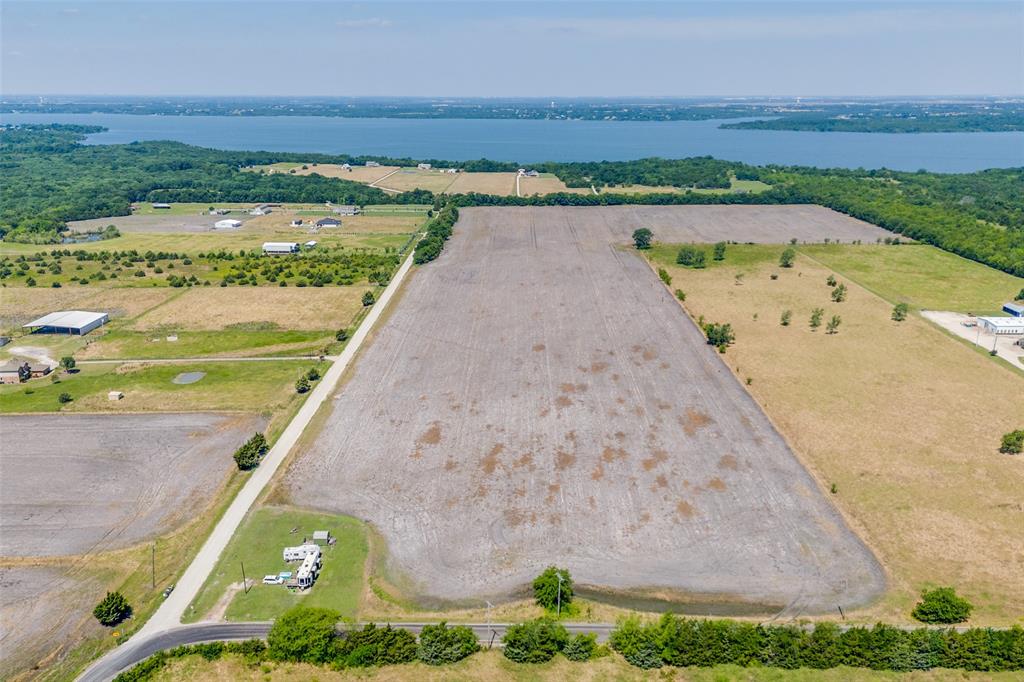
left=0, top=413, right=265, bottom=557
left=284, top=206, right=886, bottom=612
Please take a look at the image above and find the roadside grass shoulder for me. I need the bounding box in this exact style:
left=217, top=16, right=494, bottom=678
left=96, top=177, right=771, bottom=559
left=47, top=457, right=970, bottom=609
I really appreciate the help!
left=147, top=649, right=1024, bottom=682
left=185, top=506, right=367, bottom=622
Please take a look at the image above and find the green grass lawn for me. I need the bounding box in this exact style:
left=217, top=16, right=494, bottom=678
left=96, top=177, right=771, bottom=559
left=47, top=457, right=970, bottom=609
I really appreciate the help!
left=0, top=359, right=326, bottom=413
left=799, top=244, right=1023, bottom=314
left=186, top=506, right=367, bottom=622
left=81, top=328, right=337, bottom=360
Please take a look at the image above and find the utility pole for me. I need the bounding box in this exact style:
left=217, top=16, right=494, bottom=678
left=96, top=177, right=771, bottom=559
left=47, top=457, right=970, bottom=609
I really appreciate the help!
left=151, top=543, right=156, bottom=589
left=556, top=574, right=564, bottom=617
left=241, top=561, right=249, bottom=594
left=486, top=600, right=495, bottom=649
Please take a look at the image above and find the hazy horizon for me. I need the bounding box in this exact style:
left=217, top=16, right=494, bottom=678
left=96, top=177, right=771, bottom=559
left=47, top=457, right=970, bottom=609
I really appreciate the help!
left=3, top=1, right=1022, bottom=98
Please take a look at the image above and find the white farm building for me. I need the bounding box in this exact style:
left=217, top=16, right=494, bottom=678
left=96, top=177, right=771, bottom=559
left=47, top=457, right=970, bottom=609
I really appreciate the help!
left=262, top=242, right=299, bottom=255
left=979, top=317, right=1024, bottom=335
left=23, top=310, right=109, bottom=336
left=214, top=219, right=242, bottom=229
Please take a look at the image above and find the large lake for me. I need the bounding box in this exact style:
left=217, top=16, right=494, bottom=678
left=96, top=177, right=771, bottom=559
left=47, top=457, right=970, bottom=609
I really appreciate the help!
left=4, top=113, right=1023, bottom=172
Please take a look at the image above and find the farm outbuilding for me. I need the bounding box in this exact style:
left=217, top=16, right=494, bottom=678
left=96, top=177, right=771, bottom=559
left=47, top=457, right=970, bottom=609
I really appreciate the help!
left=1003, top=302, right=1024, bottom=317
left=23, top=310, right=108, bottom=336
left=214, top=219, right=242, bottom=229
left=332, top=205, right=360, bottom=216
left=980, top=316, right=1024, bottom=335
left=262, top=242, right=299, bottom=255
left=315, top=218, right=341, bottom=228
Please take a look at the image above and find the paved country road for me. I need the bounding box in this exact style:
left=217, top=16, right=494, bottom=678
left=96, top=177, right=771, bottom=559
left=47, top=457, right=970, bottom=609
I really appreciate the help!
left=78, top=621, right=617, bottom=682
left=78, top=247, right=420, bottom=681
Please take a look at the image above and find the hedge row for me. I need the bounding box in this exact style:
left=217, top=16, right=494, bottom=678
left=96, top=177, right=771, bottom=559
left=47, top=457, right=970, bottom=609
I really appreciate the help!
left=609, top=615, right=1024, bottom=672
left=413, top=205, right=458, bottom=264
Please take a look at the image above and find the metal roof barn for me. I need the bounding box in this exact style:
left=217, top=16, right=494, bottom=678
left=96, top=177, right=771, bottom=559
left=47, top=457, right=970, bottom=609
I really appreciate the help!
left=23, top=310, right=108, bottom=335
left=262, top=242, right=299, bottom=254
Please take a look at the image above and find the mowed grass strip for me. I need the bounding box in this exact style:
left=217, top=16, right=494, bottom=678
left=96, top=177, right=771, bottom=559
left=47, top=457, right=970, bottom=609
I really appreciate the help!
left=650, top=244, right=1024, bottom=623
left=0, top=359, right=326, bottom=413
left=78, top=328, right=336, bottom=360
left=131, top=286, right=372, bottom=331
left=799, top=244, right=1023, bottom=314
left=186, top=506, right=367, bottom=622
left=144, top=649, right=1024, bottom=682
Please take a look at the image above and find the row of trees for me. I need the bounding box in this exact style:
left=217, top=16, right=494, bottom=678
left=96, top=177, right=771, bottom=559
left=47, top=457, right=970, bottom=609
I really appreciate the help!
left=413, top=204, right=458, bottom=264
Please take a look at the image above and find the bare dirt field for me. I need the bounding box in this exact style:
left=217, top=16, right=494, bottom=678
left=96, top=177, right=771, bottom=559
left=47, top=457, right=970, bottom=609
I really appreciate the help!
left=130, top=286, right=372, bottom=331
left=653, top=246, right=1024, bottom=622
left=283, top=206, right=886, bottom=612
left=0, top=565, right=106, bottom=679
left=0, top=413, right=264, bottom=557
left=294, top=164, right=400, bottom=183
left=444, top=172, right=518, bottom=196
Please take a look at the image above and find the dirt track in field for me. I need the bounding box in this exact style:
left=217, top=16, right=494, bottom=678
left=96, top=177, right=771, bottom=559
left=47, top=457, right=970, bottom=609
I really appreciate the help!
left=0, top=413, right=264, bottom=557
left=283, top=206, right=887, bottom=612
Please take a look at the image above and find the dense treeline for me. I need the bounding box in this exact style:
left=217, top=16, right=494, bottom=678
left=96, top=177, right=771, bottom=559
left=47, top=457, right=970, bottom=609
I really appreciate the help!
left=540, top=157, right=737, bottom=189
left=0, top=125, right=425, bottom=242
left=722, top=112, right=1024, bottom=133
left=413, top=205, right=458, bottom=264
left=610, top=615, right=1024, bottom=672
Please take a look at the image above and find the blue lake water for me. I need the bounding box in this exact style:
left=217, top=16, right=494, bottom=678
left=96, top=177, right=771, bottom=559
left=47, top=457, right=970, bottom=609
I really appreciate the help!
left=3, top=112, right=1023, bottom=172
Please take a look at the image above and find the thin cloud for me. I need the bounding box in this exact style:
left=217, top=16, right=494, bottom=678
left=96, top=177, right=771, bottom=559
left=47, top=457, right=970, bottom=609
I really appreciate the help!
left=494, top=7, right=1018, bottom=41
left=336, top=17, right=392, bottom=29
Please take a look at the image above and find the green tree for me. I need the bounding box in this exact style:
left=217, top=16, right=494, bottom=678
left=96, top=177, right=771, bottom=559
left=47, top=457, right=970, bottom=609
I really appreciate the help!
left=608, top=616, right=663, bottom=669
left=60, top=356, right=76, bottom=372
left=657, top=268, right=672, bottom=286
left=1015, top=288, right=1024, bottom=301
left=826, top=315, right=842, bottom=334
left=826, top=274, right=837, bottom=286
left=632, top=228, right=653, bottom=250
left=831, top=283, right=847, bottom=302
left=702, top=322, right=735, bottom=352
left=335, top=328, right=350, bottom=342
left=306, top=366, right=321, bottom=381
left=674, top=289, right=686, bottom=301
left=267, top=606, right=340, bottom=664
left=912, top=587, right=973, bottom=624
left=417, top=622, right=480, bottom=665
left=892, top=302, right=909, bottom=322
left=58, top=392, right=73, bottom=404
left=712, top=241, right=726, bottom=261
left=233, top=432, right=269, bottom=470
left=93, top=591, right=131, bottom=626
left=563, top=633, right=597, bottom=661
left=810, top=308, right=824, bottom=330
left=779, top=248, right=796, bottom=268
left=999, top=429, right=1024, bottom=454
left=502, top=618, right=569, bottom=663
left=295, top=376, right=310, bottom=394
left=780, top=310, right=792, bottom=326
left=676, top=246, right=707, bottom=268
left=361, top=290, right=375, bottom=306
left=533, top=566, right=573, bottom=612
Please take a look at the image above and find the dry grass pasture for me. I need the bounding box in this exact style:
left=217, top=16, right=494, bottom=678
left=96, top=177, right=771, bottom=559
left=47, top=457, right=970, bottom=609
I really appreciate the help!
left=376, top=168, right=458, bottom=193
left=518, top=174, right=594, bottom=196
left=284, top=206, right=886, bottom=613
left=651, top=245, right=1024, bottom=623
left=294, top=164, right=400, bottom=183
left=0, top=287, right=175, bottom=330
left=444, top=172, right=518, bottom=196
left=130, top=286, right=372, bottom=331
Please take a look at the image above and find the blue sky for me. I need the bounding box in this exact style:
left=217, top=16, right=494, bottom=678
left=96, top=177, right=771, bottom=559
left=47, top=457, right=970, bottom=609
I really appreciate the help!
left=2, top=1, right=1021, bottom=97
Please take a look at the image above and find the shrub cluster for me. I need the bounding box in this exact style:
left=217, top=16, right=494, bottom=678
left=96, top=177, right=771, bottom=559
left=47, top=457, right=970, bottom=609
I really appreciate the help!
left=676, top=245, right=707, bottom=268
left=413, top=205, right=459, bottom=264
left=232, top=432, right=268, bottom=470
left=609, top=614, right=1024, bottom=672
left=114, top=640, right=266, bottom=682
